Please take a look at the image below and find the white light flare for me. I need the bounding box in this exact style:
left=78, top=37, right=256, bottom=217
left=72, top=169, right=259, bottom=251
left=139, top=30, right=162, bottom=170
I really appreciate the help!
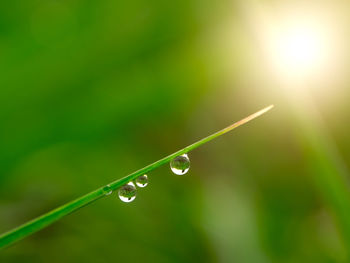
left=236, top=0, right=346, bottom=88
left=270, top=17, right=334, bottom=79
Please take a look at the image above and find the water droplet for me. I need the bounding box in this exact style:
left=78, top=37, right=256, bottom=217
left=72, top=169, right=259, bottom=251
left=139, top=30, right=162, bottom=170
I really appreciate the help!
left=136, top=174, right=148, bottom=188
left=118, top=182, right=136, bottom=202
left=170, top=154, right=190, bottom=175
left=102, top=184, right=113, bottom=195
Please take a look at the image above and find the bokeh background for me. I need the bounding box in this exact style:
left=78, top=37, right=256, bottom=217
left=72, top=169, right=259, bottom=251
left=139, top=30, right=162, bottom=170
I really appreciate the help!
left=1, top=0, right=350, bottom=262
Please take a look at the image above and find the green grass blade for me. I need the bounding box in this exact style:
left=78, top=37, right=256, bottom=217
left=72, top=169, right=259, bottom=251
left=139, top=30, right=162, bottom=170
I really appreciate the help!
left=0, top=105, right=274, bottom=249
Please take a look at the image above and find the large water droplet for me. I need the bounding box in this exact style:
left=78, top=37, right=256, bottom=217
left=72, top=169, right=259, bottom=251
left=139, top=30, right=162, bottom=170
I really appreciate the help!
left=118, top=182, right=136, bottom=202
left=170, top=154, right=190, bottom=175
left=136, top=174, right=148, bottom=188
left=102, top=184, right=113, bottom=195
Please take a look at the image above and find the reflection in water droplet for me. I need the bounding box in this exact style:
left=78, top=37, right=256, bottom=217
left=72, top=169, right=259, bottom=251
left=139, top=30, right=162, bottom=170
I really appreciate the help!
left=118, top=182, right=136, bottom=202
left=170, top=154, right=190, bottom=175
left=102, top=184, right=113, bottom=195
left=136, top=174, right=148, bottom=188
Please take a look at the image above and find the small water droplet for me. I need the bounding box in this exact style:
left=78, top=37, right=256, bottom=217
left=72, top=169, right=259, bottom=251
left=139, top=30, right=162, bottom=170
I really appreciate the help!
left=118, top=182, right=136, bottom=202
left=136, top=174, right=148, bottom=188
left=170, top=154, right=190, bottom=175
left=102, top=184, right=113, bottom=195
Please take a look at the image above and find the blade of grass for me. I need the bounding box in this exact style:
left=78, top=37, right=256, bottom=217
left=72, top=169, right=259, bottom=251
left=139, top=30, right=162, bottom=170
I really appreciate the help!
left=0, top=105, right=274, bottom=249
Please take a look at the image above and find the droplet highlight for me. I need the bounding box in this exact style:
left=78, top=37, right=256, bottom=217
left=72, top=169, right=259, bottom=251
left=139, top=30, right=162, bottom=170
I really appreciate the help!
left=136, top=174, right=148, bottom=188
left=102, top=184, right=113, bottom=195
left=170, top=154, right=190, bottom=175
left=118, top=182, right=137, bottom=202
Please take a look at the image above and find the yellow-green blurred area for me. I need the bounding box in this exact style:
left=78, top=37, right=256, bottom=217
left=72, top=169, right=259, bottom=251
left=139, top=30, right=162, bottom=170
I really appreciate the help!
left=1, top=0, right=350, bottom=262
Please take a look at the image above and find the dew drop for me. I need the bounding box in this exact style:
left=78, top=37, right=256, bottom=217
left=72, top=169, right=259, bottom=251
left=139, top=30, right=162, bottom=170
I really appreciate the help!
left=102, top=184, right=113, bottom=195
left=136, top=174, right=148, bottom=188
left=118, top=182, right=136, bottom=202
left=170, top=154, right=190, bottom=175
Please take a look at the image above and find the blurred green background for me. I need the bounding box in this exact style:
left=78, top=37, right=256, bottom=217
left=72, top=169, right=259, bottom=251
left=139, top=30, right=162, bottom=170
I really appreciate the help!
left=1, top=0, right=350, bottom=262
